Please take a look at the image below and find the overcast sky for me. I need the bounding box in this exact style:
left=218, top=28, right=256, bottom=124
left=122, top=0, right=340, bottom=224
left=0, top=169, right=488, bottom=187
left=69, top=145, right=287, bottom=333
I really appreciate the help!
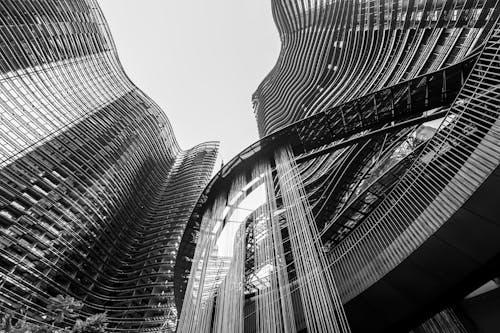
left=97, top=0, right=280, bottom=166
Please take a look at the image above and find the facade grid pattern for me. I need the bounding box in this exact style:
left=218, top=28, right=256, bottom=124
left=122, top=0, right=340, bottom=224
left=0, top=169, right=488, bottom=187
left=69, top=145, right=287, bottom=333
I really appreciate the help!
left=0, top=0, right=218, bottom=331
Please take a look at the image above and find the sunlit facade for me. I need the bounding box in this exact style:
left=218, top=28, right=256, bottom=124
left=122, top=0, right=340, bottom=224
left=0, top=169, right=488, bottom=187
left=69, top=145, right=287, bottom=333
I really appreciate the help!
left=0, top=1, right=218, bottom=332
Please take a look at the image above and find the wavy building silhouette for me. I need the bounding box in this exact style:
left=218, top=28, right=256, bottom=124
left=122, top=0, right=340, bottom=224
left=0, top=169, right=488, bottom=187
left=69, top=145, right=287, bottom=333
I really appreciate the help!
left=0, top=1, right=217, bottom=332
left=1, top=0, right=500, bottom=332
left=175, top=1, right=500, bottom=332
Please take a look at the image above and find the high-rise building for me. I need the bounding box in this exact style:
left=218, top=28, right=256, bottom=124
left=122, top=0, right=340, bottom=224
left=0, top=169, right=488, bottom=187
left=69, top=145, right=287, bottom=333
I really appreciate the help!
left=253, top=0, right=498, bottom=136
left=251, top=0, right=499, bottom=251
left=0, top=1, right=217, bottom=331
left=2, top=0, right=500, bottom=332
left=175, top=1, right=500, bottom=332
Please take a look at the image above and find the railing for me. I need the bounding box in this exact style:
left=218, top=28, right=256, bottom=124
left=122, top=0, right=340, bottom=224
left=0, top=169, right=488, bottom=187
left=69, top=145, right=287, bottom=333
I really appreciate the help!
left=331, top=20, right=500, bottom=302
left=288, top=53, right=478, bottom=157
left=174, top=50, right=485, bottom=314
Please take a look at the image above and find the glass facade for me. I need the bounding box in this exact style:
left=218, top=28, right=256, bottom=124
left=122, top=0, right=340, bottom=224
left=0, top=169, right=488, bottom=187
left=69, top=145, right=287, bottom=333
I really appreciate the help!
left=176, top=0, right=500, bottom=332
left=251, top=0, right=500, bottom=259
left=0, top=0, right=218, bottom=331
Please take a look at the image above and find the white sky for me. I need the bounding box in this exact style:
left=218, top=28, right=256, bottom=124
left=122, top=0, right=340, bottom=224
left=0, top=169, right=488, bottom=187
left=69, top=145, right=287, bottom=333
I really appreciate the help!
left=97, top=0, right=280, bottom=166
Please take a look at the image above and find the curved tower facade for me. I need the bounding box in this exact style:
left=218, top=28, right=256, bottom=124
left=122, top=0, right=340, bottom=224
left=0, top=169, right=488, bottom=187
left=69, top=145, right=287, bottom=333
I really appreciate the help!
left=254, top=0, right=497, bottom=135
left=0, top=0, right=218, bottom=331
left=176, top=1, right=500, bottom=332
left=253, top=0, right=499, bottom=251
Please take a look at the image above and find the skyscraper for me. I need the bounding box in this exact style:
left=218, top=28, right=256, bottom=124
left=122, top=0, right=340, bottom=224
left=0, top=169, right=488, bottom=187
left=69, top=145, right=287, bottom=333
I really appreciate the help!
left=2, top=0, right=500, bottom=332
left=252, top=0, right=499, bottom=250
left=176, top=0, right=500, bottom=332
left=253, top=0, right=498, bottom=135
left=0, top=1, right=217, bottom=331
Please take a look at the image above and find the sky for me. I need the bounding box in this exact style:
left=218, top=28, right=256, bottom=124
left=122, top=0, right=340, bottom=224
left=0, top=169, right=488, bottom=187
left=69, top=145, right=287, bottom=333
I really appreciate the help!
left=97, top=0, right=281, bottom=166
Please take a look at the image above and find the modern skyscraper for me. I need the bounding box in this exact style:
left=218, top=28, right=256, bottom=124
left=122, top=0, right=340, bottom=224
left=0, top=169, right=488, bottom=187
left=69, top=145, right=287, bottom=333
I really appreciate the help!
left=2, top=0, right=500, bottom=332
left=253, top=0, right=498, bottom=136
left=176, top=0, right=500, bottom=332
left=0, top=1, right=217, bottom=331
left=252, top=0, right=499, bottom=250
